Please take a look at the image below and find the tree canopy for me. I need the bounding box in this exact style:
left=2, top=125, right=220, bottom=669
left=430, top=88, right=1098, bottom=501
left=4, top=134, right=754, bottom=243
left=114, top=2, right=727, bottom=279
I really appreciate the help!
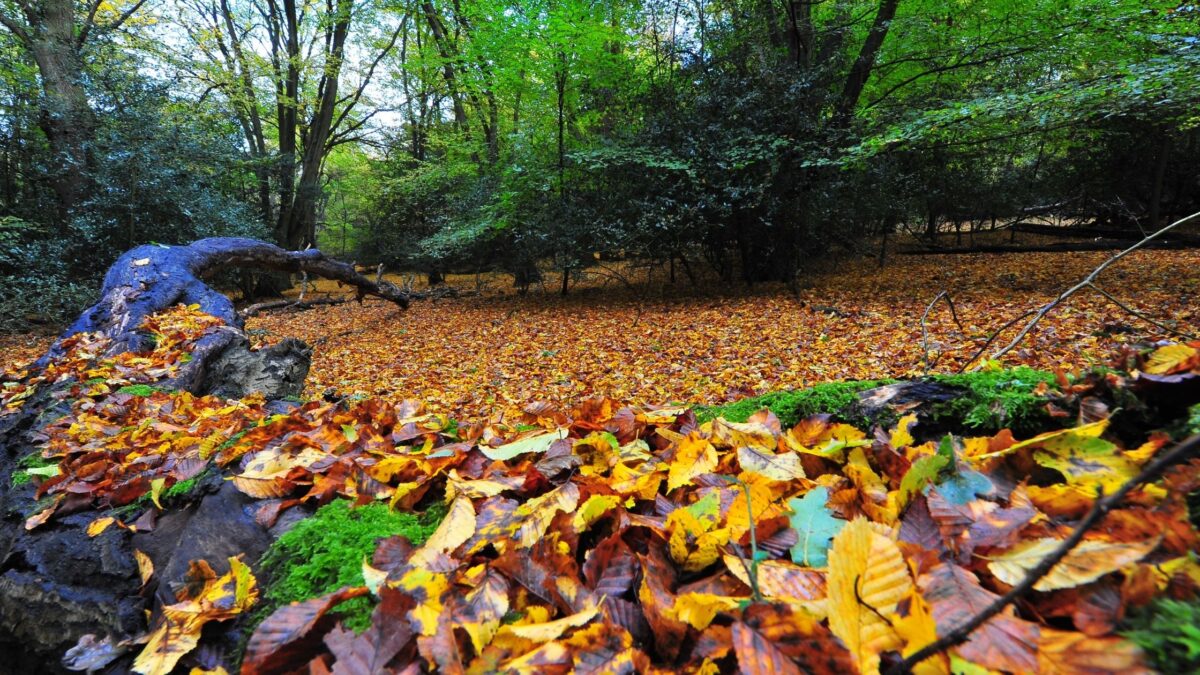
left=0, top=0, right=1197, bottom=302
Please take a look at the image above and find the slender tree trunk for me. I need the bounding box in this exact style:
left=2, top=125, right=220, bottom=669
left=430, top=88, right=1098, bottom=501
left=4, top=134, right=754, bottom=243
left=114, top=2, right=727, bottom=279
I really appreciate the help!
left=280, top=0, right=351, bottom=249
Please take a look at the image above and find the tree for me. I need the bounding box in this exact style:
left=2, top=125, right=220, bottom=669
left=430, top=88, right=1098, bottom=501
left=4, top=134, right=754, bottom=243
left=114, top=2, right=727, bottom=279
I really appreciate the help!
left=0, top=0, right=149, bottom=224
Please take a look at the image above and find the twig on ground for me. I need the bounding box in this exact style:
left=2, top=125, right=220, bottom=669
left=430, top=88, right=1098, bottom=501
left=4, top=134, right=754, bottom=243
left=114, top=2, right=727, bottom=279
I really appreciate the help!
left=920, top=291, right=965, bottom=374
left=239, top=297, right=347, bottom=318
left=989, top=210, right=1200, bottom=362
left=1087, top=283, right=1198, bottom=341
left=886, top=432, right=1200, bottom=674
left=955, top=309, right=1038, bottom=373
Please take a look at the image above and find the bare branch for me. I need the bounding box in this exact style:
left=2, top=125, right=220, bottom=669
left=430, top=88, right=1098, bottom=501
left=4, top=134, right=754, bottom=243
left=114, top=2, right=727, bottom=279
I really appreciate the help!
left=887, top=432, right=1200, bottom=674
left=989, top=210, right=1200, bottom=362
left=919, top=290, right=964, bottom=374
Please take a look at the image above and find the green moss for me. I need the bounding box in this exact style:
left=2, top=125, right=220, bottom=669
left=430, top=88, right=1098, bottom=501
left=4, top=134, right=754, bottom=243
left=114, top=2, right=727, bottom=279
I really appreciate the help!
left=11, top=451, right=60, bottom=487
left=927, top=367, right=1057, bottom=435
left=696, top=379, right=896, bottom=429
left=116, top=384, right=158, bottom=396
left=1121, top=596, right=1200, bottom=672
left=254, top=499, right=446, bottom=633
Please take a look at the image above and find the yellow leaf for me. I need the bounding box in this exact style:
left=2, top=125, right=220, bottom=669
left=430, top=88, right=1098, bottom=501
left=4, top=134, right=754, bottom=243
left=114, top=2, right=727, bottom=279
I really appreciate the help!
left=573, top=494, right=621, bottom=533
left=666, top=505, right=731, bottom=573
left=515, top=482, right=580, bottom=548
left=362, top=557, right=387, bottom=596
left=712, top=417, right=777, bottom=450
left=87, top=516, right=116, bottom=537
left=737, top=445, right=805, bottom=482
left=826, top=517, right=910, bottom=675
left=499, top=603, right=601, bottom=642
left=667, top=593, right=743, bottom=630
left=668, top=433, right=718, bottom=491
left=1143, top=343, right=1197, bottom=375
left=392, top=567, right=449, bottom=636
left=411, top=495, right=476, bottom=567
left=890, top=413, right=918, bottom=449
left=133, top=557, right=257, bottom=675
left=482, top=428, right=568, bottom=461
left=890, top=589, right=948, bottom=675
left=987, top=537, right=1160, bottom=591
left=134, top=549, right=154, bottom=587
left=150, top=477, right=166, bottom=510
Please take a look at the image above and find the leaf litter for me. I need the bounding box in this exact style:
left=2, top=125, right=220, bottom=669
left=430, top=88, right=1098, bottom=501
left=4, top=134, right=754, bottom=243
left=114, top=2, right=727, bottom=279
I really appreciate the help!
left=0, top=249, right=1198, bottom=672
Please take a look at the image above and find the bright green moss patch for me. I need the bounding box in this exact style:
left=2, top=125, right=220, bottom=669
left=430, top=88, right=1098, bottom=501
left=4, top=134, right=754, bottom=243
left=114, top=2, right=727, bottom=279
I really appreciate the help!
left=1122, top=596, right=1200, bottom=672
left=927, top=367, right=1057, bottom=435
left=255, top=499, right=446, bottom=633
left=11, top=451, right=60, bottom=487
left=696, top=379, right=896, bottom=429
left=116, top=384, right=157, bottom=396
left=695, top=367, right=1058, bottom=435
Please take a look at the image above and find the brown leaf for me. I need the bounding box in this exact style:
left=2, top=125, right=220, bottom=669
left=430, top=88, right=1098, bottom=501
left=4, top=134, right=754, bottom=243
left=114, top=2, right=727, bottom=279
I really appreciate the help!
left=919, top=563, right=1040, bottom=673
left=242, top=586, right=371, bottom=675
left=732, top=603, right=853, bottom=675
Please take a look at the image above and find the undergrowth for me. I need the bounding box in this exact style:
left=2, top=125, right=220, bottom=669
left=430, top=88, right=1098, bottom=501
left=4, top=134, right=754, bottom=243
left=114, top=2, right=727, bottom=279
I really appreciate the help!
left=697, top=366, right=1058, bottom=435
left=251, top=499, right=446, bottom=634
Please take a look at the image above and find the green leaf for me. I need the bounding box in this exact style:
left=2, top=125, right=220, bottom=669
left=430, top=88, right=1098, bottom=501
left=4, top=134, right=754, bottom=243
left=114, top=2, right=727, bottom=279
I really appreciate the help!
left=787, top=487, right=845, bottom=567
left=899, top=454, right=949, bottom=504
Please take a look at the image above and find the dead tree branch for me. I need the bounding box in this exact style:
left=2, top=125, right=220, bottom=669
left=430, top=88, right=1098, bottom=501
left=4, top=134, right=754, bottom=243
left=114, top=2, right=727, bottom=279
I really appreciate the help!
left=989, top=210, right=1200, bottom=362
left=887, top=431, right=1200, bottom=674
left=1087, top=283, right=1198, bottom=341
left=920, top=290, right=965, bottom=374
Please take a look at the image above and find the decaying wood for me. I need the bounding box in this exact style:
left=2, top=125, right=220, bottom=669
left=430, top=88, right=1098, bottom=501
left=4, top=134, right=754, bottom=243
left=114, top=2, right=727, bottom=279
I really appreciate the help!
left=45, top=237, right=409, bottom=362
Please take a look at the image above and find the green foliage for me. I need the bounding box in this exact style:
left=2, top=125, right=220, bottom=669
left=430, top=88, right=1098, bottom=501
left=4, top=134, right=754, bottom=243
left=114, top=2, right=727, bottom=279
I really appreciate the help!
left=927, top=367, right=1058, bottom=435
left=696, top=379, right=896, bottom=429
left=1121, top=596, right=1200, bottom=672
left=116, top=384, right=158, bottom=397
left=255, top=499, right=446, bottom=632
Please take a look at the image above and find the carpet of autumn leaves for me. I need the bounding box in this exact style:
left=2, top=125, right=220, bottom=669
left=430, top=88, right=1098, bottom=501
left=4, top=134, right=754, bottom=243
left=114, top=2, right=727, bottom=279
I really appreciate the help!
left=239, top=249, right=1200, bottom=421
left=2, top=249, right=1198, bottom=420
left=4, top=299, right=1200, bottom=673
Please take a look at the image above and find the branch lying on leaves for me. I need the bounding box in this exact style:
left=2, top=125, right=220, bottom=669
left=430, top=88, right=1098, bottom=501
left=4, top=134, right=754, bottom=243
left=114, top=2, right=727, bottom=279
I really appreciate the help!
left=886, top=431, right=1200, bottom=674
left=919, top=290, right=965, bottom=374
left=240, top=297, right=348, bottom=318
left=989, top=210, right=1200, bottom=362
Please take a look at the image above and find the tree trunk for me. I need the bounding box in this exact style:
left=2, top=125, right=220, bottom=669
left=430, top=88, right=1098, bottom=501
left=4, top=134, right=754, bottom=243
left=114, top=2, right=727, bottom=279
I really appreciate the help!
left=26, top=0, right=96, bottom=227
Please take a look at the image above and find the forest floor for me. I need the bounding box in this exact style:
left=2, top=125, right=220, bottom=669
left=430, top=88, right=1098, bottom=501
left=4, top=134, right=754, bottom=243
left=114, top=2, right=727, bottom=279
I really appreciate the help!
left=2, top=248, right=1197, bottom=420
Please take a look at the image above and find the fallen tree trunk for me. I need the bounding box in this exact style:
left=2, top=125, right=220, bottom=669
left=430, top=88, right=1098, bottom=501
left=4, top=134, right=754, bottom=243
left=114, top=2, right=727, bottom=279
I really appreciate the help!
left=0, top=238, right=408, bottom=671
left=49, top=237, right=408, bottom=360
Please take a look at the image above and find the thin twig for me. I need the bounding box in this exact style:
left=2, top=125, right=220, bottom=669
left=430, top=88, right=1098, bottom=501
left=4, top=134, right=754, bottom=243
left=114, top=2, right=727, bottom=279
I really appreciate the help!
left=920, top=291, right=966, bottom=374
left=989, top=210, right=1200, bottom=362
left=887, top=432, right=1200, bottom=674
left=1087, top=283, right=1198, bottom=341
left=955, top=309, right=1039, bottom=373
